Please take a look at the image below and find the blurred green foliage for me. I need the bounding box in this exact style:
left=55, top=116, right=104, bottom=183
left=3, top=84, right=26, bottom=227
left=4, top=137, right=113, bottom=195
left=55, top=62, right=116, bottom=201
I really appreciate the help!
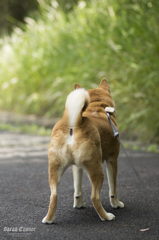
left=0, top=123, right=51, bottom=136
left=0, top=0, right=159, bottom=142
left=0, top=0, right=39, bottom=35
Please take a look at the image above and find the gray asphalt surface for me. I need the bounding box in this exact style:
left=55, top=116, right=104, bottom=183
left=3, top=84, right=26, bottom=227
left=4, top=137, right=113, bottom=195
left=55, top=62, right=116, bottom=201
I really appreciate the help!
left=0, top=130, right=159, bottom=240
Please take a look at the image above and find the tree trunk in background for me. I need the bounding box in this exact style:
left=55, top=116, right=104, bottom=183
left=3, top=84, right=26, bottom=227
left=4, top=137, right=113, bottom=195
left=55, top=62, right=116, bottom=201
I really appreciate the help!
left=0, top=0, right=39, bottom=36
left=0, top=0, right=9, bottom=35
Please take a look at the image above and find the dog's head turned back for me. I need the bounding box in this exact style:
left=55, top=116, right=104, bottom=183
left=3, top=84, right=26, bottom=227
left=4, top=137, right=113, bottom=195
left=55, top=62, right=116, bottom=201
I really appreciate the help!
left=89, top=78, right=112, bottom=100
left=75, top=78, right=113, bottom=107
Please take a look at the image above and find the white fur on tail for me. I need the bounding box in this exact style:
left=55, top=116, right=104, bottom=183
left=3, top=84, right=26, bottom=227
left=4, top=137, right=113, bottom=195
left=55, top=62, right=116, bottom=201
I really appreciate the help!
left=66, top=88, right=89, bottom=127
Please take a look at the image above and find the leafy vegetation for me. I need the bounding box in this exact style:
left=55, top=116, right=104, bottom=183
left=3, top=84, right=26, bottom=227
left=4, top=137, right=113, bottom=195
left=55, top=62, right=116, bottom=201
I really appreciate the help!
left=0, top=0, right=159, bottom=142
left=0, top=123, right=51, bottom=136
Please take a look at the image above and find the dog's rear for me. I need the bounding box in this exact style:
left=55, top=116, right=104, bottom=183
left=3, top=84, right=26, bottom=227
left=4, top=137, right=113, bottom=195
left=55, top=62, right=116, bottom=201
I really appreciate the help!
left=42, top=79, right=124, bottom=224
left=47, top=88, right=93, bottom=165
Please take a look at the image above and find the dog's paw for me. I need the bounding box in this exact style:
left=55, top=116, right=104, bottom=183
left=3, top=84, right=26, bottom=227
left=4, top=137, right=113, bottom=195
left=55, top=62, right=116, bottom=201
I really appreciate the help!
left=73, top=195, right=85, bottom=208
left=106, top=213, right=115, bottom=221
left=110, top=198, right=124, bottom=209
left=73, top=200, right=85, bottom=208
left=42, top=216, right=54, bottom=224
left=117, top=201, right=124, bottom=208
left=99, top=212, right=115, bottom=221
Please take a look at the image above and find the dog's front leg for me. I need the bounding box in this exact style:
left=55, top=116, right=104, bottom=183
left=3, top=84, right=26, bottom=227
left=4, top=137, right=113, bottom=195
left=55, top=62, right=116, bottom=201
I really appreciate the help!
left=106, top=157, right=124, bottom=209
left=42, top=160, right=65, bottom=224
left=72, top=166, right=85, bottom=208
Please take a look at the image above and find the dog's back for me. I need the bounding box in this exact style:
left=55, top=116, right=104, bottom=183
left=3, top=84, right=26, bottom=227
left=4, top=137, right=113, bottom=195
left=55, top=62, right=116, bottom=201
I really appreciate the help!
left=83, top=79, right=120, bottom=160
left=50, top=79, right=119, bottom=164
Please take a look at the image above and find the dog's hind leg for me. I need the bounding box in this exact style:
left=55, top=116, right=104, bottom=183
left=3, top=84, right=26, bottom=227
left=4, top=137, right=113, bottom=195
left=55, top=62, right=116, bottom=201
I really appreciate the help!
left=84, top=160, right=115, bottom=221
left=106, top=156, right=124, bottom=208
left=72, top=166, right=85, bottom=208
left=42, top=159, right=67, bottom=224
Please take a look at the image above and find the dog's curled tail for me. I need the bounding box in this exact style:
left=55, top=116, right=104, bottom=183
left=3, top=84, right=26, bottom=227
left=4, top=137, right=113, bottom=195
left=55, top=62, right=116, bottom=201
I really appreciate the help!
left=65, top=88, right=90, bottom=127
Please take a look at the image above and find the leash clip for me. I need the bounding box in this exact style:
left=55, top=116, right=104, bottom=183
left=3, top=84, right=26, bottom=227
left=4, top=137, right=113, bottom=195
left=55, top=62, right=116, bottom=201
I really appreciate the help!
left=105, top=107, right=119, bottom=138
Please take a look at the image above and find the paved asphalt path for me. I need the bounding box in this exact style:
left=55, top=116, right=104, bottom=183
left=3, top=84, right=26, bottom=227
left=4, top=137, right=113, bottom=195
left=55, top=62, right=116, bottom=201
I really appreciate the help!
left=0, top=130, right=158, bottom=240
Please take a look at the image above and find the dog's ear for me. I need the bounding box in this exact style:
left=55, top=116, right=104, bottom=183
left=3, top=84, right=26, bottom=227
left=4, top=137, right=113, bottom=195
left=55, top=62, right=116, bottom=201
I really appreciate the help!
left=99, top=78, right=110, bottom=92
left=74, top=83, right=82, bottom=89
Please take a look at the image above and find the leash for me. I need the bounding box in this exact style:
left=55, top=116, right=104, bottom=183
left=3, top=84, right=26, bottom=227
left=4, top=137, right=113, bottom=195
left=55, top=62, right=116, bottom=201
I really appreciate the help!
left=105, top=107, right=158, bottom=219
left=105, top=107, right=146, bottom=185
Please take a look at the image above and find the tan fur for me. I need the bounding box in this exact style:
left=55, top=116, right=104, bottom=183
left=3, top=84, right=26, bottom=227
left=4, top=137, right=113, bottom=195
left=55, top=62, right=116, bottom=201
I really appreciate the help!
left=42, top=79, right=124, bottom=224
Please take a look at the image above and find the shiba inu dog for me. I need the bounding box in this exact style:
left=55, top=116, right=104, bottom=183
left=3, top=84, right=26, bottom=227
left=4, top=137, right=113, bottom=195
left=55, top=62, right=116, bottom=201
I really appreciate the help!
left=42, top=79, right=124, bottom=224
